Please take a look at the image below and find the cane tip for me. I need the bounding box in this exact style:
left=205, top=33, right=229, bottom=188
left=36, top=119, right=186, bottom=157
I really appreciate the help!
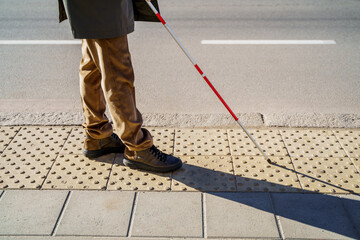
left=267, top=159, right=272, bottom=164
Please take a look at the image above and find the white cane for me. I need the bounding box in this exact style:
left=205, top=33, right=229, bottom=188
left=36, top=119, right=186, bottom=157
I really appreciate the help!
left=145, top=0, right=272, bottom=164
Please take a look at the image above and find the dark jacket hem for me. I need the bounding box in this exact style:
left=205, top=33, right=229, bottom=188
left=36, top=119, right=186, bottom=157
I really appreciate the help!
left=73, top=24, right=135, bottom=39
left=58, top=0, right=67, bottom=22
left=59, top=0, right=160, bottom=23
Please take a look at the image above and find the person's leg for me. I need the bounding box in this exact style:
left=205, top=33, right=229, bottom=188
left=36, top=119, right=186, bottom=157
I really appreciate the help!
left=80, top=39, right=125, bottom=158
left=82, top=35, right=181, bottom=172
left=79, top=39, right=113, bottom=139
left=82, top=36, right=153, bottom=152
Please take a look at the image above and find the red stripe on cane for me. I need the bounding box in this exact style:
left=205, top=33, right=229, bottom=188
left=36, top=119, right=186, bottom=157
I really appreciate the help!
left=203, top=76, right=239, bottom=121
left=194, top=64, right=203, bottom=75
left=156, top=13, right=166, bottom=25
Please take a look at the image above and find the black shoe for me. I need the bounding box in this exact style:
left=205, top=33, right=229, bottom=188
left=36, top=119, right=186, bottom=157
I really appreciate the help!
left=83, top=133, right=125, bottom=158
left=123, top=145, right=182, bottom=173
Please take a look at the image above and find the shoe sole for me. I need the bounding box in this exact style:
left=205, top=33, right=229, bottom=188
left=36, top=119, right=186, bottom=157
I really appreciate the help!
left=123, top=158, right=183, bottom=173
left=83, top=147, right=125, bottom=159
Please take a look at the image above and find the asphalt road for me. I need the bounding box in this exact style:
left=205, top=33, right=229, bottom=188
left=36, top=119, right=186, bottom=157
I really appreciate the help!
left=0, top=0, right=359, bottom=127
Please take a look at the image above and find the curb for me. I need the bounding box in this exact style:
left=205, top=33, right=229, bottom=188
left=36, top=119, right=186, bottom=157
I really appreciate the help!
left=0, top=112, right=359, bottom=128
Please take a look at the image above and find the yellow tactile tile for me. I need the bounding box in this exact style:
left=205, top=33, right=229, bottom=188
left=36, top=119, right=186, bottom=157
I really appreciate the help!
left=280, top=129, right=347, bottom=158
left=333, top=129, right=360, bottom=158
left=42, top=154, right=114, bottom=190
left=0, top=153, right=56, bottom=189
left=148, top=128, right=175, bottom=154
left=228, top=129, right=288, bottom=157
left=0, top=127, right=21, bottom=153
left=107, top=154, right=171, bottom=191
left=233, top=156, right=302, bottom=192
left=174, top=129, right=230, bottom=156
left=171, top=156, right=236, bottom=191
left=292, top=157, right=360, bottom=193
left=60, top=127, right=84, bottom=155
left=4, top=126, right=71, bottom=155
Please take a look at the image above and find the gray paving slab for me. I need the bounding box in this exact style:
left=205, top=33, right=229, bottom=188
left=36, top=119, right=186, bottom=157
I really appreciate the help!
left=56, top=191, right=135, bottom=236
left=131, top=192, right=203, bottom=238
left=339, top=194, right=360, bottom=236
left=205, top=192, right=280, bottom=238
left=0, top=190, right=68, bottom=235
left=271, top=193, right=360, bottom=239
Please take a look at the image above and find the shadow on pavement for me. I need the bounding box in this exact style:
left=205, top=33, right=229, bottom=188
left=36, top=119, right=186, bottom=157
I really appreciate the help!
left=169, top=159, right=360, bottom=239
left=88, top=153, right=360, bottom=238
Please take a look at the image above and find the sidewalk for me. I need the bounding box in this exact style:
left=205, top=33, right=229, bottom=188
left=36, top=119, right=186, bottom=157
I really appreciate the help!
left=0, top=126, right=359, bottom=239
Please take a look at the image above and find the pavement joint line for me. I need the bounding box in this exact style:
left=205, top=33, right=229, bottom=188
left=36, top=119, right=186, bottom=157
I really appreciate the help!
left=39, top=128, right=73, bottom=190
left=126, top=192, right=138, bottom=238
left=269, top=193, right=285, bottom=240
left=51, top=190, right=72, bottom=236
left=278, top=130, right=304, bottom=191
left=338, top=195, right=360, bottom=239
left=169, top=129, right=176, bottom=191
left=226, top=130, right=238, bottom=191
left=0, top=190, right=5, bottom=202
left=104, top=154, right=117, bottom=190
left=331, top=131, right=353, bottom=159
left=332, top=130, right=360, bottom=174
left=226, top=129, right=235, bottom=157
left=171, top=128, right=176, bottom=155
left=230, top=155, right=238, bottom=192
left=201, top=192, right=207, bottom=239
left=169, top=171, right=174, bottom=191
left=1, top=126, right=21, bottom=154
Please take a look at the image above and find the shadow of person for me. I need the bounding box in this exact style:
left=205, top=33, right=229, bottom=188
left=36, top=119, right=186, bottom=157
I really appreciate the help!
left=94, top=152, right=359, bottom=238
left=166, top=155, right=360, bottom=239
left=86, top=153, right=116, bottom=165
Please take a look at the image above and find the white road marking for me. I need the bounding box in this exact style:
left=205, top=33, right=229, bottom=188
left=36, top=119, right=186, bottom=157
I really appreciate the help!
left=0, top=40, right=82, bottom=45
left=201, top=40, right=336, bottom=45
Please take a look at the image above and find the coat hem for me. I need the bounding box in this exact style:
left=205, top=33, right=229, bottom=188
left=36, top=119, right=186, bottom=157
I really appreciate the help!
left=72, top=24, right=135, bottom=39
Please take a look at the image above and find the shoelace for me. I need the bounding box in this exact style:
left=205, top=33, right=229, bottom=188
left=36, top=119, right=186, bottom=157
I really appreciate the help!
left=149, top=145, right=167, bottom=162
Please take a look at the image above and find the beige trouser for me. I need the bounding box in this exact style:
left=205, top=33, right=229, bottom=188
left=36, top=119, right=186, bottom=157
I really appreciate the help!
left=79, top=35, right=153, bottom=152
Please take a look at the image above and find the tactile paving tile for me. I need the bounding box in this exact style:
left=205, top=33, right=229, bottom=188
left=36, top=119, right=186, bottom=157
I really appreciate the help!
left=4, top=126, right=71, bottom=155
left=107, top=154, right=171, bottom=191
left=171, top=156, right=236, bottom=191
left=228, top=129, right=288, bottom=157
left=174, top=129, right=230, bottom=156
left=42, top=154, right=114, bottom=190
left=60, top=127, right=85, bottom=155
left=292, top=157, right=360, bottom=193
left=0, top=153, right=56, bottom=189
left=148, top=128, right=175, bottom=154
left=280, top=129, right=347, bottom=158
left=0, top=127, right=21, bottom=153
left=333, top=130, right=360, bottom=158
left=233, top=156, right=302, bottom=192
